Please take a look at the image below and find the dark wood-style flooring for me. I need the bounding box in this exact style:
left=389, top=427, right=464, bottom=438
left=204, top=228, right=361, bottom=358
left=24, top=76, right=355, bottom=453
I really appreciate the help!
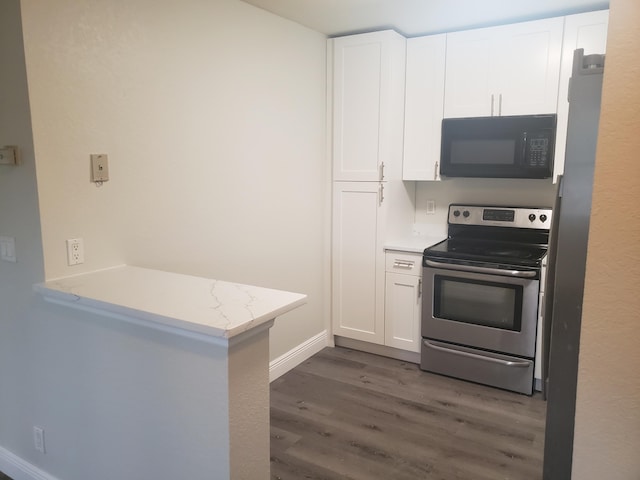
left=270, top=346, right=546, bottom=480
left=0, top=347, right=545, bottom=480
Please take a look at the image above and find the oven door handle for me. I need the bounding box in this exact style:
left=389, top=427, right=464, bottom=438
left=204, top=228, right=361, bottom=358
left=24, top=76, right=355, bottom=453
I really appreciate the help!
left=423, top=340, right=531, bottom=368
left=424, top=259, right=537, bottom=278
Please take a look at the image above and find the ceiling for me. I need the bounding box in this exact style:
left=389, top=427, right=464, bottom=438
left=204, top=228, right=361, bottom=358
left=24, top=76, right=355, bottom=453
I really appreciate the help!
left=240, top=0, right=609, bottom=37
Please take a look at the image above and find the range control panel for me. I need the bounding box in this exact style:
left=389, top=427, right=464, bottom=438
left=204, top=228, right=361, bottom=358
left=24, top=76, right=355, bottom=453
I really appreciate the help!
left=449, top=205, right=552, bottom=230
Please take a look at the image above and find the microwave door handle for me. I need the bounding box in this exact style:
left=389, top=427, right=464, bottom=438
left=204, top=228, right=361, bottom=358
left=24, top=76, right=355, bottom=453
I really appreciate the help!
left=424, top=259, right=537, bottom=278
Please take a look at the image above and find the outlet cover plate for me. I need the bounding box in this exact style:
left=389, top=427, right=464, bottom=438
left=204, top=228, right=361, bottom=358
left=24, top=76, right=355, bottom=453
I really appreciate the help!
left=66, top=238, right=84, bottom=266
left=91, top=154, right=109, bottom=182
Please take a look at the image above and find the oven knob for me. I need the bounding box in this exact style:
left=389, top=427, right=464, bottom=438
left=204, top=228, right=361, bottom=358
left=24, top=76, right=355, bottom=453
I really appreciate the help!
left=453, top=210, right=460, bottom=217
left=462, top=210, right=470, bottom=218
left=529, top=214, right=536, bottom=222
left=540, top=214, right=548, bottom=223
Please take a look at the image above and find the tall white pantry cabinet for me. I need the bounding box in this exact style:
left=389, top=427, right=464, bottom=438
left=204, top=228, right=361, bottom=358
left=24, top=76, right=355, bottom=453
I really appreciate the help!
left=330, top=31, right=415, bottom=345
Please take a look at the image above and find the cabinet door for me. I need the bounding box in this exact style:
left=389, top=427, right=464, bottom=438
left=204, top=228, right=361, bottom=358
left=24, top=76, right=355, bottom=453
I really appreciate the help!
left=332, top=31, right=406, bottom=181
left=385, top=272, right=422, bottom=353
left=443, top=28, right=495, bottom=118
left=444, top=18, right=563, bottom=118
left=553, top=10, right=609, bottom=182
left=494, top=17, right=564, bottom=116
left=403, top=34, right=446, bottom=181
left=332, top=182, right=386, bottom=344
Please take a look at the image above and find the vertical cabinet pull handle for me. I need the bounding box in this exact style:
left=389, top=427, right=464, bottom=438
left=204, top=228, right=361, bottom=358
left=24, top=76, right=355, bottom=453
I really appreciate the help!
left=379, top=162, right=385, bottom=181
left=499, top=93, right=503, bottom=116
left=491, top=94, right=495, bottom=116
left=418, top=278, right=422, bottom=300
left=379, top=184, right=384, bottom=205
left=434, top=161, right=439, bottom=181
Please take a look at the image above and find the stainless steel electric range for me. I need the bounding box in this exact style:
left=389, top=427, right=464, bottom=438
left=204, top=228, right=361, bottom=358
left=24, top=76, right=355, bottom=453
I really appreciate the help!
left=420, top=204, right=552, bottom=395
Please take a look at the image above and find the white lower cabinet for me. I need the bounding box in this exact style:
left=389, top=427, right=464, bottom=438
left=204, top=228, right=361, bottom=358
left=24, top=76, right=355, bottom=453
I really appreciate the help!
left=332, top=182, right=387, bottom=344
left=384, top=252, right=423, bottom=353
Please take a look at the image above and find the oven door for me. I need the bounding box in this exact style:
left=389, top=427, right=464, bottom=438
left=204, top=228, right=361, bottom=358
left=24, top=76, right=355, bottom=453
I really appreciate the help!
left=421, top=261, right=539, bottom=358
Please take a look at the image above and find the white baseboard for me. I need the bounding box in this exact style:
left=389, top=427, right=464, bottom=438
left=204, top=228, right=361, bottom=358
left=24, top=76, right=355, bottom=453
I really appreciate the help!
left=0, top=446, right=59, bottom=480
left=269, top=330, right=328, bottom=382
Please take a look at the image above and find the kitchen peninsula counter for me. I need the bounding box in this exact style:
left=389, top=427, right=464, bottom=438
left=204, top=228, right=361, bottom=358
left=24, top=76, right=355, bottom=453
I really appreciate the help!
left=33, top=264, right=307, bottom=479
left=34, top=264, right=307, bottom=345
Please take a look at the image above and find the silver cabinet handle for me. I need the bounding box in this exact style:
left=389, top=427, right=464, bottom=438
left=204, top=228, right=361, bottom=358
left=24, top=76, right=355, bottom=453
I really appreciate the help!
left=379, top=183, right=384, bottom=205
left=423, top=340, right=530, bottom=367
left=418, top=278, right=422, bottom=299
left=379, top=162, right=385, bottom=181
left=491, top=94, right=495, bottom=116
left=424, top=258, right=537, bottom=278
left=434, top=161, right=439, bottom=181
left=393, top=261, right=414, bottom=269
left=499, top=93, right=503, bottom=116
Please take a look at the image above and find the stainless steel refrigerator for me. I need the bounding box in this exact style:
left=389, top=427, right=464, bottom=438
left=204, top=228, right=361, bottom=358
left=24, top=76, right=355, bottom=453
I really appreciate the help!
left=542, top=49, right=605, bottom=479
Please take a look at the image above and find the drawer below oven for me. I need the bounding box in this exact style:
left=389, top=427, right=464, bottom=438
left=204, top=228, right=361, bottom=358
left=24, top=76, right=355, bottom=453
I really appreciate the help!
left=420, top=339, right=534, bottom=395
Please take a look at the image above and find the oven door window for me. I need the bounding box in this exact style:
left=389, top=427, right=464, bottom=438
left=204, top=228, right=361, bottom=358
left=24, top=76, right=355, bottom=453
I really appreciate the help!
left=433, top=275, right=523, bottom=331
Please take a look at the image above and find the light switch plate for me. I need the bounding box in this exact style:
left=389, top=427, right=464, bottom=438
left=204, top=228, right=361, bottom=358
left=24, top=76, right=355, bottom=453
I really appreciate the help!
left=0, top=147, right=17, bottom=165
left=91, top=154, right=109, bottom=182
left=0, top=236, right=17, bottom=262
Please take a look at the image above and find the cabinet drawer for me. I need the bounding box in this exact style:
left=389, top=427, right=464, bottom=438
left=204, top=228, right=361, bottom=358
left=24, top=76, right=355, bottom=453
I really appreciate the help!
left=385, top=252, right=422, bottom=275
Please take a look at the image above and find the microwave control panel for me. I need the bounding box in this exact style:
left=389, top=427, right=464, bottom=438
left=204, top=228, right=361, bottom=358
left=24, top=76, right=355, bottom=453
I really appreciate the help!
left=525, top=132, right=552, bottom=168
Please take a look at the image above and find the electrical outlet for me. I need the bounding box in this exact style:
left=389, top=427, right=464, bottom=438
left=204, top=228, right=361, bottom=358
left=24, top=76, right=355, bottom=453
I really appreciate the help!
left=426, top=200, right=436, bottom=215
left=33, top=426, right=45, bottom=453
left=66, top=238, right=85, bottom=266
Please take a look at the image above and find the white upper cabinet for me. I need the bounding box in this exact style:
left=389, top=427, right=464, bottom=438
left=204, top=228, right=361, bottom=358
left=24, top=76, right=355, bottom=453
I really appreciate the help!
left=553, top=10, right=609, bottom=182
left=332, top=30, right=406, bottom=181
left=444, top=17, right=564, bottom=118
left=402, top=34, right=446, bottom=181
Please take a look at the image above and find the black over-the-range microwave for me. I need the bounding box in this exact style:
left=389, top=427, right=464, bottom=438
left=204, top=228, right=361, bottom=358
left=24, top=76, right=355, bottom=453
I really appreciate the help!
left=440, top=114, right=557, bottom=179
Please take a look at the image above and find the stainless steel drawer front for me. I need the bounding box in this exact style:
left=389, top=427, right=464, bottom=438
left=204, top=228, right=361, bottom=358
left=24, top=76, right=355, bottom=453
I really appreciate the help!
left=421, top=339, right=534, bottom=395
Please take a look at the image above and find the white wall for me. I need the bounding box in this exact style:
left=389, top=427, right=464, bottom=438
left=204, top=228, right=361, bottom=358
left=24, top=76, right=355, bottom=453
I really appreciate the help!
left=0, top=0, right=47, bottom=465
left=0, top=0, right=327, bottom=478
left=572, top=0, right=640, bottom=477
left=20, top=0, right=329, bottom=360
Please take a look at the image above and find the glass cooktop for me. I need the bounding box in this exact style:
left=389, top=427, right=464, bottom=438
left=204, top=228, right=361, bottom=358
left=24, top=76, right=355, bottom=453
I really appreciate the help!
left=424, top=238, right=547, bottom=268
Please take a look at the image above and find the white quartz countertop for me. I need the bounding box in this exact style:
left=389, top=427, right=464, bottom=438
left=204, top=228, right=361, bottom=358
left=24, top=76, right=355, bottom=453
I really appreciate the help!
left=34, top=265, right=307, bottom=343
left=384, top=234, right=447, bottom=254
